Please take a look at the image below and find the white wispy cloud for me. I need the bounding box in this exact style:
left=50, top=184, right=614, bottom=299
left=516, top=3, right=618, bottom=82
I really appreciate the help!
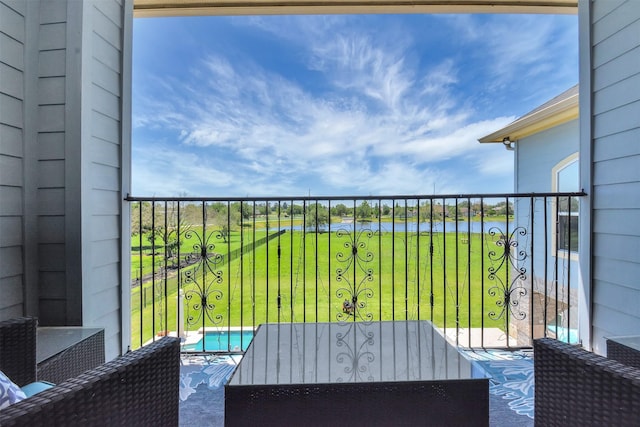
left=132, top=14, right=576, bottom=197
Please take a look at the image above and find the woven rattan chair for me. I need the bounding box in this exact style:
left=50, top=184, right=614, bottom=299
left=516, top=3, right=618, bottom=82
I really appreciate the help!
left=0, top=317, right=180, bottom=426
left=534, top=337, right=640, bottom=427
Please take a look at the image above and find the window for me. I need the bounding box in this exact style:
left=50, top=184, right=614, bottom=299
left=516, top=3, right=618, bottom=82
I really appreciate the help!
left=553, top=155, right=579, bottom=254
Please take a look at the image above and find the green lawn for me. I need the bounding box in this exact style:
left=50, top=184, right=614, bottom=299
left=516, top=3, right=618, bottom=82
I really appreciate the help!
left=131, top=227, right=513, bottom=348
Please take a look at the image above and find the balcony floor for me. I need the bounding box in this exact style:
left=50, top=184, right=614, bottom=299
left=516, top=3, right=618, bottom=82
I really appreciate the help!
left=178, top=349, right=533, bottom=426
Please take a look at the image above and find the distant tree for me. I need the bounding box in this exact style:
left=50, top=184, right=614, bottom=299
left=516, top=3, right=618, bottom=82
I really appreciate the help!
left=418, top=202, right=432, bottom=222
left=132, top=201, right=191, bottom=263
left=290, top=204, right=304, bottom=216
left=332, top=203, right=348, bottom=217
left=382, top=204, right=391, bottom=216
left=357, top=201, right=373, bottom=220
left=305, top=203, right=329, bottom=232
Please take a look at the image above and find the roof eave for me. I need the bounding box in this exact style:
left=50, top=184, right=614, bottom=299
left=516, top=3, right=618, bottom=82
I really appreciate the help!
left=478, top=93, right=578, bottom=143
left=133, top=0, right=578, bottom=18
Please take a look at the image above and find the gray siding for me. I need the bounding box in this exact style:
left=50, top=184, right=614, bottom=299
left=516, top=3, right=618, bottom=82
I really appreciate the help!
left=589, top=0, right=640, bottom=353
left=38, top=0, right=69, bottom=325
left=0, top=0, right=128, bottom=358
left=0, top=0, right=25, bottom=318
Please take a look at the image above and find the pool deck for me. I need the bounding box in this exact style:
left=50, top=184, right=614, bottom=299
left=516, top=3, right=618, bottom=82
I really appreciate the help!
left=171, top=325, right=518, bottom=348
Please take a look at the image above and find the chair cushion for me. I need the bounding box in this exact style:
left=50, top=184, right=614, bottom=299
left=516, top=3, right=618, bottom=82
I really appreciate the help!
left=21, top=381, right=55, bottom=398
left=0, top=370, right=27, bottom=409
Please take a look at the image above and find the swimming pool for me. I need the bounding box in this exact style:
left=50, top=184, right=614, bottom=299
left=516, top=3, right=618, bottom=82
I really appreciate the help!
left=182, top=330, right=254, bottom=352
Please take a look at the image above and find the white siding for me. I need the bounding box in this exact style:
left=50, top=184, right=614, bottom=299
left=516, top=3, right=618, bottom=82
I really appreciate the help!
left=589, top=0, right=640, bottom=353
left=80, top=0, right=127, bottom=359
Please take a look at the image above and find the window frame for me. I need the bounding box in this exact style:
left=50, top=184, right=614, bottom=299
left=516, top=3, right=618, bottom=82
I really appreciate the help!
left=551, top=153, right=579, bottom=260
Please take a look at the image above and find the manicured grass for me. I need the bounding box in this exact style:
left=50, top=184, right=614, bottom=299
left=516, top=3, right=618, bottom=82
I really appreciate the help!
left=131, top=227, right=513, bottom=348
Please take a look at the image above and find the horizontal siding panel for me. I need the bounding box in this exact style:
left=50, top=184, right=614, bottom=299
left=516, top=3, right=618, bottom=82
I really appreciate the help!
left=91, top=263, right=120, bottom=293
left=592, top=0, right=626, bottom=21
left=37, top=159, right=65, bottom=188
left=593, top=72, right=640, bottom=115
left=100, top=316, right=121, bottom=361
left=0, top=216, right=21, bottom=246
left=91, top=189, right=120, bottom=215
left=593, top=183, right=640, bottom=210
left=593, top=155, right=640, bottom=185
left=0, top=32, right=23, bottom=70
left=0, top=154, right=23, bottom=186
left=0, top=124, right=22, bottom=157
left=0, top=2, right=24, bottom=41
left=37, top=188, right=65, bottom=215
left=38, top=132, right=65, bottom=160
left=91, top=162, right=119, bottom=191
left=0, top=246, right=22, bottom=278
left=38, top=271, right=67, bottom=299
left=92, top=83, right=120, bottom=120
left=1, top=0, right=26, bottom=16
left=39, top=0, right=67, bottom=24
left=90, top=239, right=119, bottom=268
left=593, top=46, right=640, bottom=91
left=38, top=104, right=65, bottom=132
left=593, top=279, right=640, bottom=320
left=91, top=215, right=120, bottom=241
left=0, top=306, right=24, bottom=321
left=0, top=275, right=23, bottom=310
left=91, top=138, right=119, bottom=168
left=593, top=233, right=640, bottom=263
left=93, top=5, right=121, bottom=50
left=592, top=0, right=639, bottom=44
left=92, top=32, right=120, bottom=73
left=0, top=93, right=23, bottom=128
left=591, top=326, right=609, bottom=355
left=38, top=76, right=65, bottom=105
left=38, top=243, right=65, bottom=271
left=593, top=100, right=640, bottom=138
left=594, top=256, right=640, bottom=290
left=92, top=63, right=119, bottom=96
left=593, top=128, right=640, bottom=161
left=0, top=186, right=22, bottom=215
left=38, top=216, right=65, bottom=243
left=38, top=49, right=65, bottom=77
left=85, top=286, right=119, bottom=320
left=593, top=18, right=640, bottom=68
left=593, top=302, right=640, bottom=341
left=94, top=0, right=123, bottom=31
left=39, top=22, right=66, bottom=51
left=91, top=110, right=119, bottom=144
left=0, top=63, right=23, bottom=99
left=593, top=208, right=640, bottom=236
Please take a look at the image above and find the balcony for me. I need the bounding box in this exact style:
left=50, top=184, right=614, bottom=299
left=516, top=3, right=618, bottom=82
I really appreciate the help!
left=126, top=192, right=584, bottom=354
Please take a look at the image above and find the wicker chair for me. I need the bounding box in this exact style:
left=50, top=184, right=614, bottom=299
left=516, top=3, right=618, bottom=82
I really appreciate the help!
left=534, top=337, right=640, bottom=427
left=0, top=317, right=180, bottom=426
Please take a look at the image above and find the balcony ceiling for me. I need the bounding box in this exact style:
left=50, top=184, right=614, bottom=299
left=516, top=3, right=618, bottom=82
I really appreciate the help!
left=133, top=0, right=578, bottom=17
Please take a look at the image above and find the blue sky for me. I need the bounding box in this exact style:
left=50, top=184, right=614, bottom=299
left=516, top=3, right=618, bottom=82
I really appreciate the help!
left=132, top=13, right=578, bottom=197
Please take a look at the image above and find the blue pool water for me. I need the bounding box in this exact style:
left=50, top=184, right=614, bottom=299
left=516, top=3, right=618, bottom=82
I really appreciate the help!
left=183, top=330, right=254, bottom=352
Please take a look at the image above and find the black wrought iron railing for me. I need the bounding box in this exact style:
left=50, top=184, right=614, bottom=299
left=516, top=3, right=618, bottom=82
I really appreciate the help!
left=126, top=192, right=585, bottom=353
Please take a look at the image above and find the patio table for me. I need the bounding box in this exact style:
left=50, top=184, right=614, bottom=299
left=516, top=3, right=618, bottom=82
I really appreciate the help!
left=606, top=335, right=640, bottom=368
left=37, top=326, right=105, bottom=383
left=225, top=320, right=488, bottom=426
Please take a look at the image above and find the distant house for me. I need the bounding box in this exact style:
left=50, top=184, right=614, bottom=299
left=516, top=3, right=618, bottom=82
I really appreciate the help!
left=479, top=85, right=579, bottom=345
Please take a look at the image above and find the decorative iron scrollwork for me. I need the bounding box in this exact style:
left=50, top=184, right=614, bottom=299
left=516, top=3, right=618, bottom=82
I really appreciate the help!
left=487, top=226, right=528, bottom=323
left=182, top=229, right=225, bottom=327
left=335, top=227, right=375, bottom=321
left=335, top=323, right=375, bottom=382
